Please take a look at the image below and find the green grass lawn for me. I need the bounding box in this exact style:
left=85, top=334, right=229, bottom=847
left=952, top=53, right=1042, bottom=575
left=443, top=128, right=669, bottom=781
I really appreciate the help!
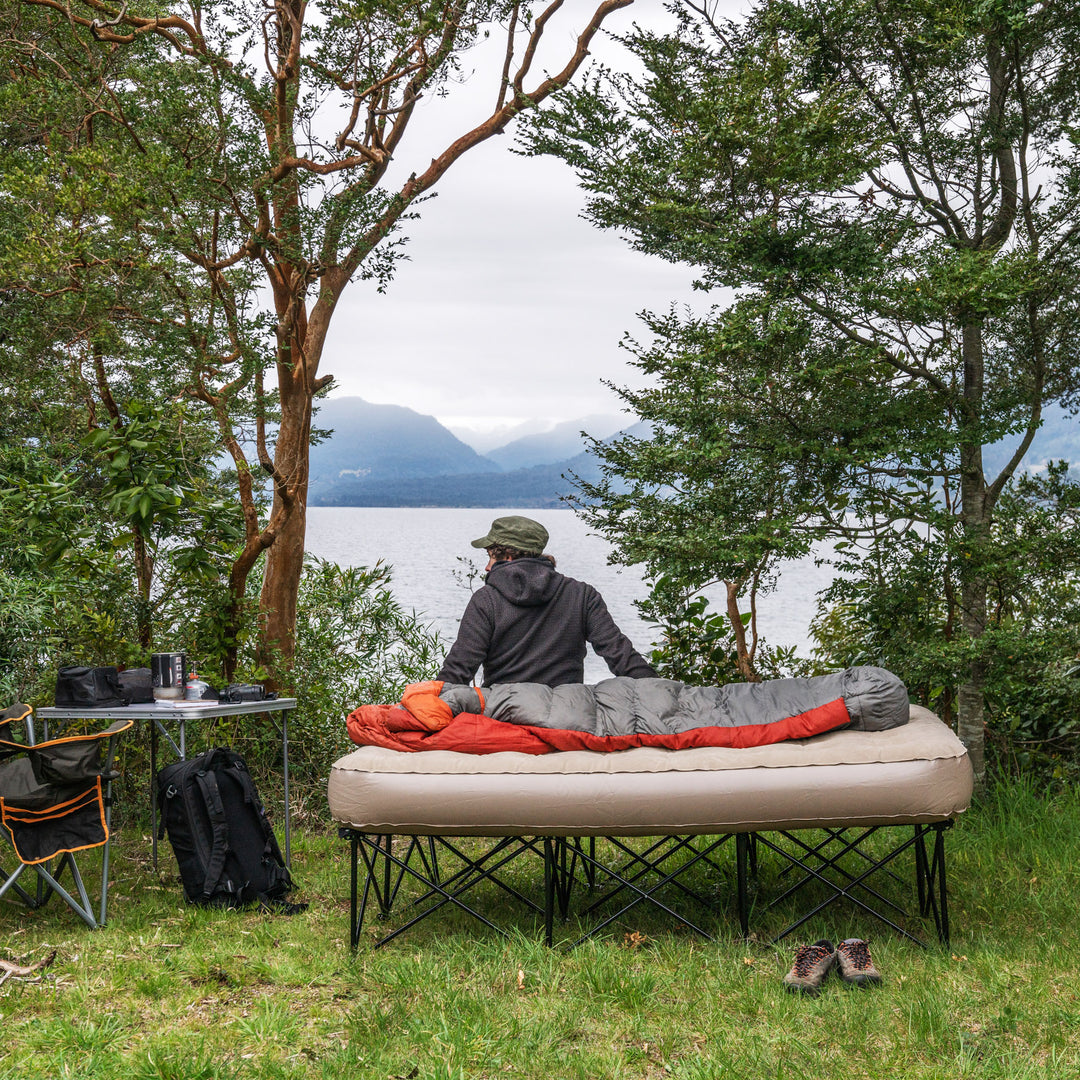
left=2, top=779, right=1077, bottom=1079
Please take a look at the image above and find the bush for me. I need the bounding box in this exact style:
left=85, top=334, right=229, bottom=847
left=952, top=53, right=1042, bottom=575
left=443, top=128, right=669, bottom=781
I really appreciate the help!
left=283, top=556, right=443, bottom=787
left=639, top=578, right=803, bottom=685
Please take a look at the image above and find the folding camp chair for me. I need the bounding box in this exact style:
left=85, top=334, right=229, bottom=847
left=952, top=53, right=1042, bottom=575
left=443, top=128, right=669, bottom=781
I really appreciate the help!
left=0, top=703, right=132, bottom=929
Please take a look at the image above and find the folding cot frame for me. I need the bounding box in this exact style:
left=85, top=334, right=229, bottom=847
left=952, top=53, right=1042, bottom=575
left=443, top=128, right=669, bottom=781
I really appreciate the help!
left=340, top=819, right=954, bottom=950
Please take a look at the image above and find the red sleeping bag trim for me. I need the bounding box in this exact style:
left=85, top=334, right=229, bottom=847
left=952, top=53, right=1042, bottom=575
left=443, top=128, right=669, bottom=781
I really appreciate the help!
left=346, top=697, right=852, bottom=755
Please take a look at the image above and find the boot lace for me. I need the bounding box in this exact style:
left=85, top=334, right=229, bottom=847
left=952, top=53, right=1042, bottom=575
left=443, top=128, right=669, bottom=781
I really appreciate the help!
left=839, top=939, right=872, bottom=968
left=792, top=943, right=830, bottom=976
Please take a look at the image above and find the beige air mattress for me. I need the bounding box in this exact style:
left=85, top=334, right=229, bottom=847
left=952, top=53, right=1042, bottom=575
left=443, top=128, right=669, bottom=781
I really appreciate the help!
left=329, top=706, right=973, bottom=837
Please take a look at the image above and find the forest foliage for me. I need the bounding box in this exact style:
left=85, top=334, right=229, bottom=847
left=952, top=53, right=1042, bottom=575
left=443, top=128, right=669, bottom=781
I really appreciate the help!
left=4, top=0, right=1080, bottom=787
left=525, top=0, right=1080, bottom=782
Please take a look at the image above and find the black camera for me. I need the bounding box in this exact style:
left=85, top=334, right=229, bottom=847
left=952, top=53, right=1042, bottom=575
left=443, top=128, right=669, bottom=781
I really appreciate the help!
left=218, top=683, right=277, bottom=704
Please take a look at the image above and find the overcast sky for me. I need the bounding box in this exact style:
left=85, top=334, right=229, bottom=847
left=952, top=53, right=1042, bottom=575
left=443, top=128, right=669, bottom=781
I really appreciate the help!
left=321, top=2, right=745, bottom=439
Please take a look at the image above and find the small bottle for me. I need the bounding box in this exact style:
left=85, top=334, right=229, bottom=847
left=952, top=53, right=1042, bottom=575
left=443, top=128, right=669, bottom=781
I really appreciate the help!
left=185, top=672, right=209, bottom=701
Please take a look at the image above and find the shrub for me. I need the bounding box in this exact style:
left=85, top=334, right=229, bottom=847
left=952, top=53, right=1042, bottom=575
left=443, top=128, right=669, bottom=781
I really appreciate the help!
left=283, top=556, right=443, bottom=788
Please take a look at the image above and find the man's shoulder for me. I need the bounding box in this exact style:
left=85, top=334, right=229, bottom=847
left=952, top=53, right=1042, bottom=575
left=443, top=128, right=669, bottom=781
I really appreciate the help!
left=462, top=584, right=498, bottom=611
left=551, top=573, right=600, bottom=598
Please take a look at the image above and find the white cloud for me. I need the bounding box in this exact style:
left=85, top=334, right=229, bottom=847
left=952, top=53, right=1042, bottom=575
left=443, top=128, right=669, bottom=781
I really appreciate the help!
left=319, top=2, right=731, bottom=427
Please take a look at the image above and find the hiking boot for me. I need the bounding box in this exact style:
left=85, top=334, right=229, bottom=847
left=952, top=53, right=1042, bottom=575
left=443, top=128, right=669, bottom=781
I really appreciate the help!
left=782, top=939, right=835, bottom=995
left=834, top=938, right=882, bottom=987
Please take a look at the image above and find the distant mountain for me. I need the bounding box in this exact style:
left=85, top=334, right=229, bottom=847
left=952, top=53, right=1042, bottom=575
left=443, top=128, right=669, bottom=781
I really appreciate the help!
left=307, top=397, right=499, bottom=502
left=446, top=418, right=551, bottom=455
left=308, top=454, right=604, bottom=508
left=308, top=420, right=651, bottom=507
left=304, top=396, right=1079, bottom=509
left=485, top=414, right=626, bottom=471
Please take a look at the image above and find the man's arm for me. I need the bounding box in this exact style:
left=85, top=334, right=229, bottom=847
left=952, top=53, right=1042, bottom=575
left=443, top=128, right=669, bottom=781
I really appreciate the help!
left=436, top=591, right=494, bottom=685
left=583, top=586, right=658, bottom=679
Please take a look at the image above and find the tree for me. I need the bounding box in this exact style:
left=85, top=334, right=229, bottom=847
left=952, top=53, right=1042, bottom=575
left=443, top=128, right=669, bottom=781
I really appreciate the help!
left=811, top=460, right=1080, bottom=776
left=2, top=0, right=634, bottom=676
left=568, top=294, right=921, bottom=681
left=527, top=0, right=1080, bottom=785
left=2, top=3, right=254, bottom=668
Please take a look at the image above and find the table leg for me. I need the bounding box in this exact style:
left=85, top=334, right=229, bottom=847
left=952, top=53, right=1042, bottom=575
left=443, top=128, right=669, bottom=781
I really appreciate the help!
left=151, top=718, right=159, bottom=868
left=152, top=715, right=188, bottom=869
left=262, top=708, right=293, bottom=869
left=281, top=710, right=291, bottom=868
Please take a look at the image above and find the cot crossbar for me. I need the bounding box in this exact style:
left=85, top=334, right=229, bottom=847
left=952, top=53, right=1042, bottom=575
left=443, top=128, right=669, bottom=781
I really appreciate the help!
left=341, top=822, right=954, bottom=949
left=745, top=822, right=953, bottom=947
left=578, top=834, right=732, bottom=920
left=343, top=830, right=547, bottom=948
left=556, top=834, right=733, bottom=948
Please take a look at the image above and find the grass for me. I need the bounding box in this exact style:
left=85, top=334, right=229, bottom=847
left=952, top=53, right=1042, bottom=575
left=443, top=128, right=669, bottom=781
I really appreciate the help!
left=2, top=778, right=1079, bottom=1079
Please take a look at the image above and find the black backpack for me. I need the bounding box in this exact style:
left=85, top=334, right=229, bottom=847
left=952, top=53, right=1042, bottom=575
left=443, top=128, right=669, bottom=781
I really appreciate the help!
left=156, top=747, right=297, bottom=910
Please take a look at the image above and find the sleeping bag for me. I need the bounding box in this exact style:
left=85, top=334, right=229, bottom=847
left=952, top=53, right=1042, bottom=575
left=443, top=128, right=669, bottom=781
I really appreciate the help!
left=346, top=666, right=909, bottom=755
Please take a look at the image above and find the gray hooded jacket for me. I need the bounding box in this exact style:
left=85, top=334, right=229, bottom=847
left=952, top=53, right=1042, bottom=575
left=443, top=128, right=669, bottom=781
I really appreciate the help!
left=437, top=557, right=657, bottom=687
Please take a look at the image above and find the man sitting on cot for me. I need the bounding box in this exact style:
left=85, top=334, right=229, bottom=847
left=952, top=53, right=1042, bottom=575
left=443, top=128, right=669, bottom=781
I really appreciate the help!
left=437, top=515, right=657, bottom=689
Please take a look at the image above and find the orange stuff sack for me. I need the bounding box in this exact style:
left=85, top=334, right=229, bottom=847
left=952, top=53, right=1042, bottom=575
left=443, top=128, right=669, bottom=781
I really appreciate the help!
left=399, top=681, right=454, bottom=731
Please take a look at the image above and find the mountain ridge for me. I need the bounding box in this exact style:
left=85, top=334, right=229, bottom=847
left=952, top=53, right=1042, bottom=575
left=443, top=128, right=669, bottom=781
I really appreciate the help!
left=308, top=397, right=1078, bottom=507
left=484, top=413, right=625, bottom=471
left=307, top=397, right=500, bottom=504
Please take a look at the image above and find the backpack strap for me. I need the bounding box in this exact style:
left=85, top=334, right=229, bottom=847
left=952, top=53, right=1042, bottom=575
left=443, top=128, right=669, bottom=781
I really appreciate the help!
left=193, top=766, right=233, bottom=903
left=225, top=759, right=294, bottom=899
left=223, top=758, right=296, bottom=900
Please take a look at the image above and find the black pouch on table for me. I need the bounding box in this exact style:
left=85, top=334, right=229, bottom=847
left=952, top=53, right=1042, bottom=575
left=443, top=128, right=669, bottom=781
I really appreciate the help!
left=119, top=667, right=154, bottom=704
left=54, top=666, right=127, bottom=709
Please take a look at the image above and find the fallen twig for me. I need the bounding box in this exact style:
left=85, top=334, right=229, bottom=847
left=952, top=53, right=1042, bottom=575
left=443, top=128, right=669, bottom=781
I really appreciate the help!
left=0, top=949, right=58, bottom=983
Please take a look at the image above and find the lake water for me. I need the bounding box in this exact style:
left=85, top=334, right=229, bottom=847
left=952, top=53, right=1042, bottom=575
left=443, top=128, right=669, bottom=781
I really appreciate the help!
left=305, top=507, right=835, bottom=682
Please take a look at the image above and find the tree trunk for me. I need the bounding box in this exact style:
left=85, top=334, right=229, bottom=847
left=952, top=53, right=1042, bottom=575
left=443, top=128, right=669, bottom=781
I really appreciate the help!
left=957, top=319, right=989, bottom=790
left=133, top=531, right=153, bottom=649
left=257, top=350, right=315, bottom=675
left=725, top=580, right=760, bottom=682
left=256, top=293, right=335, bottom=675
left=259, top=482, right=307, bottom=674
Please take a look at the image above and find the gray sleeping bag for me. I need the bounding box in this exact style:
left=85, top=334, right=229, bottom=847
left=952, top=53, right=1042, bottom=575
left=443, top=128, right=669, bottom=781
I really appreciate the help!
left=439, top=666, right=909, bottom=736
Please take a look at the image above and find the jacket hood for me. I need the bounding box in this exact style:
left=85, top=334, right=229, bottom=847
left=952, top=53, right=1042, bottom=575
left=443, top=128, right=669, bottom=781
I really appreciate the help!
left=485, top=557, right=561, bottom=607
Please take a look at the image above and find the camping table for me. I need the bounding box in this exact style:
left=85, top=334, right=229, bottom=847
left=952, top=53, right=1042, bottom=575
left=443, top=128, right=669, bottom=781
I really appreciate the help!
left=38, top=698, right=298, bottom=868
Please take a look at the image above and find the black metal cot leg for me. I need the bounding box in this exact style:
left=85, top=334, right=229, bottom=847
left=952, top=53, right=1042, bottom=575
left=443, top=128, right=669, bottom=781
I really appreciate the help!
left=344, top=829, right=379, bottom=949
left=556, top=837, right=575, bottom=920
left=936, top=824, right=951, bottom=945
left=427, top=836, right=440, bottom=885
left=736, top=832, right=750, bottom=939
left=350, top=830, right=360, bottom=948
left=915, top=821, right=952, bottom=945
left=379, top=834, right=393, bottom=917
left=583, top=837, right=597, bottom=890
left=344, top=829, right=361, bottom=949
left=544, top=838, right=556, bottom=947
left=915, top=824, right=929, bottom=915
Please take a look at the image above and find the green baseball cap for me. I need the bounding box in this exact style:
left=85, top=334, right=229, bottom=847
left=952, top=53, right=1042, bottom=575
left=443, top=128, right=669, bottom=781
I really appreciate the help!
left=471, top=515, right=549, bottom=553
